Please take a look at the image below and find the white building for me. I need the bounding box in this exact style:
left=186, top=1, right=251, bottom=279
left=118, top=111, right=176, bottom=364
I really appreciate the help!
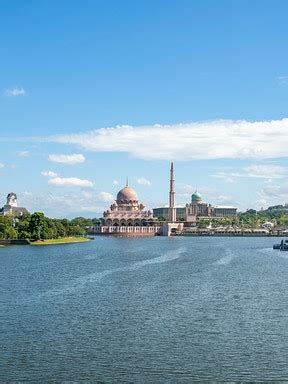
left=0, top=193, right=28, bottom=217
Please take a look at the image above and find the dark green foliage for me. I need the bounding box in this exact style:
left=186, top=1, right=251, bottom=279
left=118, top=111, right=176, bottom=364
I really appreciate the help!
left=0, top=212, right=100, bottom=240
left=29, top=212, right=48, bottom=240
left=0, top=215, right=18, bottom=239
left=71, top=217, right=93, bottom=227
left=195, top=210, right=288, bottom=230
left=92, top=218, right=102, bottom=225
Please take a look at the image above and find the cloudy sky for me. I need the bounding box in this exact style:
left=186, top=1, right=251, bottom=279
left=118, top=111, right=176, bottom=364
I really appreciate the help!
left=1, top=0, right=288, bottom=217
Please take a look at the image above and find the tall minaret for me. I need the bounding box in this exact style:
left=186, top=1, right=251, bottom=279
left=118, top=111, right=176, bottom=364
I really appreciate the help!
left=168, top=162, right=176, bottom=222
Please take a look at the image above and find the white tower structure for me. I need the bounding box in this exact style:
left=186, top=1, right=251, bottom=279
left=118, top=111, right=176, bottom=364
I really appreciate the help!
left=162, top=162, right=183, bottom=236
left=7, top=193, right=18, bottom=207
left=168, top=162, right=176, bottom=222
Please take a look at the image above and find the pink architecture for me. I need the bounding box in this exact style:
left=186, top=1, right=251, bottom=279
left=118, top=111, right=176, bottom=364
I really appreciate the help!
left=102, top=182, right=156, bottom=227
left=91, top=163, right=183, bottom=236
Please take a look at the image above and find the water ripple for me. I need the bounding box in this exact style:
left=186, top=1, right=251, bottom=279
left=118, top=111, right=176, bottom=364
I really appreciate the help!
left=39, top=247, right=187, bottom=298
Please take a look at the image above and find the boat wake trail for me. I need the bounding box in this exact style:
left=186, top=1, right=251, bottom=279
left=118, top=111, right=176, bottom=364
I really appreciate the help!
left=129, top=247, right=186, bottom=270
left=40, top=247, right=187, bottom=298
left=214, top=249, right=234, bottom=266
left=258, top=247, right=274, bottom=255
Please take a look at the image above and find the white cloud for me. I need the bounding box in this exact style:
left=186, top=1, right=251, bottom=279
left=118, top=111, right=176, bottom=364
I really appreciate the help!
left=277, top=76, right=288, bottom=85
left=244, top=164, right=287, bottom=178
left=42, top=169, right=93, bottom=188
left=47, top=119, right=288, bottom=161
left=16, top=150, right=30, bottom=157
left=97, top=192, right=114, bottom=202
left=80, top=205, right=103, bottom=212
left=81, top=190, right=93, bottom=199
left=213, top=164, right=288, bottom=183
left=257, top=183, right=288, bottom=209
left=41, top=170, right=58, bottom=178
left=20, top=184, right=145, bottom=217
left=176, top=183, right=196, bottom=195
left=20, top=191, right=105, bottom=217
left=5, top=87, right=26, bottom=97
left=0, top=162, right=4, bottom=168
left=137, top=177, right=151, bottom=186
left=48, top=177, right=93, bottom=188
left=48, top=153, right=85, bottom=165
left=212, top=173, right=236, bottom=183
left=112, top=180, right=119, bottom=185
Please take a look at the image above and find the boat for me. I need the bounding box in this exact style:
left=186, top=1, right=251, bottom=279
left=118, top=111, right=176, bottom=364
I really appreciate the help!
left=273, top=239, right=288, bottom=251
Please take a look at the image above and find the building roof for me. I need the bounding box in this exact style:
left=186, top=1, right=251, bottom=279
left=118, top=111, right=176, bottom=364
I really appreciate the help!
left=7, top=192, right=17, bottom=199
left=192, top=191, right=203, bottom=202
left=116, top=186, right=138, bottom=203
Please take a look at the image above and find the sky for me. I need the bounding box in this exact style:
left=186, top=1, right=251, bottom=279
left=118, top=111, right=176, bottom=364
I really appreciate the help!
left=1, top=0, right=288, bottom=218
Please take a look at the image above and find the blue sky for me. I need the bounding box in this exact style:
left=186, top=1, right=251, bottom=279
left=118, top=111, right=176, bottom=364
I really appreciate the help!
left=1, top=0, right=288, bottom=217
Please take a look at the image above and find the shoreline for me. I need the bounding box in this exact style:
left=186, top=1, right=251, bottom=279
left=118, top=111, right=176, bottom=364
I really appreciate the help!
left=1, top=234, right=287, bottom=246
left=179, top=233, right=288, bottom=237
left=93, top=232, right=287, bottom=238
left=0, top=237, right=91, bottom=246
left=30, top=237, right=91, bottom=246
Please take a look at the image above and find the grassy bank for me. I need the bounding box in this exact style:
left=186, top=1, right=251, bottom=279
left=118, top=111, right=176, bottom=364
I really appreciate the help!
left=30, top=237, right=91, bottom=246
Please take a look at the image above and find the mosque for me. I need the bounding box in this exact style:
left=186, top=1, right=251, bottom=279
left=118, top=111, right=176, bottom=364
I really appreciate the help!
left=103, top=180, right=156, bottom=227
left=95, top=181, right=161, bottom=236
left=93, top=162, right=182, bottom=236
left=92, top=162, right=236, bottom=236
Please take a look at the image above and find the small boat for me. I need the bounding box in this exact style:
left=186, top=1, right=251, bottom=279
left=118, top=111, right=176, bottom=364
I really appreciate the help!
left=273, top=239, right=288, bottom=251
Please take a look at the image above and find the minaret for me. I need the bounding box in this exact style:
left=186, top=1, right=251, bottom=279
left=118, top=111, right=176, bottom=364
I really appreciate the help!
left=168, top=162, right=176, bottom=222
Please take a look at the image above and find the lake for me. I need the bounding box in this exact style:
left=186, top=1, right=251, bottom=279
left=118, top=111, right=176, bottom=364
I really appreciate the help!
left=0, top=236, right=288, bottom=382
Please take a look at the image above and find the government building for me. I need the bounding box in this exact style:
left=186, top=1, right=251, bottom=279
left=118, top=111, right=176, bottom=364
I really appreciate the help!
left=152, top=207, right=186, bottom=221
left=153, top=190, right=237, bottom=226
left=185, top=191, right=237, bottom=225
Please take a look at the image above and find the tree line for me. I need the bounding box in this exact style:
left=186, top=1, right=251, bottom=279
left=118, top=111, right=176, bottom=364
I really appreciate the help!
left=197, top=210, right=288, bottom=229
left=0, top=213, right=101, bottom=240
left=1, top=209, right=288, bottom=239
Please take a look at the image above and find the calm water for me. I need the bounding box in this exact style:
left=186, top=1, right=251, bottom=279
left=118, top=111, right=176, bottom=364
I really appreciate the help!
left=1, top=236, right=288, bottom=382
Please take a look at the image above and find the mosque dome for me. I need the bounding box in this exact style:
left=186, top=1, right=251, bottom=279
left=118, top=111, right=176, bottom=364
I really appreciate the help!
left=191, top=191, right=203, bottom=203
left=116, top=186, right=138, bottom=203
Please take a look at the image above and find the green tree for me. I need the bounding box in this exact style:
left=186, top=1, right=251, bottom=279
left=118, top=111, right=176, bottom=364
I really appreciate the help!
left=0, top=215, right=17, bottom=239
left=16, top=215, right=31, bottom=239
left=29, top=212, right=48, bottom=240
left=92, top=218, right=102, bottom=225
left=197, top=218, right=208, bottom=229
left=71, top=217, right=93, bottom=227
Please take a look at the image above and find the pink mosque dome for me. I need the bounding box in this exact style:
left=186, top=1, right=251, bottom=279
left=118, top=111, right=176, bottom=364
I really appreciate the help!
left=116, top=186, right=138, bottom=203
